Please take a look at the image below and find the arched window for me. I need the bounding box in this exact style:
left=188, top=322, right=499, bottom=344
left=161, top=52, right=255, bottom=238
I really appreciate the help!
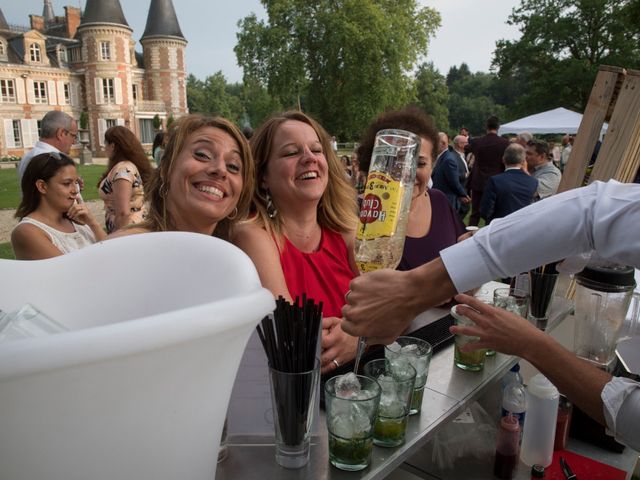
left=30, top=43, right=41, bottom=62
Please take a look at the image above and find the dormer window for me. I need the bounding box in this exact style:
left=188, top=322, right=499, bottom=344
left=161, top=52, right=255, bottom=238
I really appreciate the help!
left=100, top=41, right=111, bottom=61
left=59, top=47, right=68, bottom=65
left=0, top=40, right=6, bottom=60
left=30, top=43, right=42, bottom=62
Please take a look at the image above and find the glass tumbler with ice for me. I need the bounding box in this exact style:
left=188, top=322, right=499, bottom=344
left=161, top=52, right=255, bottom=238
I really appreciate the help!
left=385, top=337, right=432, bottom=414
left=325, top=374, right=381, bottom=471
left=363, top=358, right=416, bottom=447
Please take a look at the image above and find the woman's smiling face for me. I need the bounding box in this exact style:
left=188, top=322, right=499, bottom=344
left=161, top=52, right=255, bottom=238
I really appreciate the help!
left=166, top=126, right=243, bottom=231
left=262, top=120, right=329, bottom=208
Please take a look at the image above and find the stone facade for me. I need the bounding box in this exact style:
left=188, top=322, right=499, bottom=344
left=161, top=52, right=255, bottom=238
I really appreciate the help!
left=0, top=0, right=187, bottom=158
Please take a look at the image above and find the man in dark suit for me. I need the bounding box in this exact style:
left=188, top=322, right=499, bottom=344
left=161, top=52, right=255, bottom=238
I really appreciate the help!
left=432, top=132, right=470, bottom=211
left=467, top=116, right=510, bottom=226
left=452, top=134, right=470, bottom=220
left=480, top=143, right=538, bottom=224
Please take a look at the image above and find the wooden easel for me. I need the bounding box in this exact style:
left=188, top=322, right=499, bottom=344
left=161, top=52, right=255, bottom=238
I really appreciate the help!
left=558, top=65, right=640, bottom=192
left=555, top=65, right=640, bottom=299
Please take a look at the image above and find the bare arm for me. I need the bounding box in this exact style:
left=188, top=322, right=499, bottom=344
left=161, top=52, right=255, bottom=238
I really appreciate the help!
left=111, top=178, right=134, bottom=231
left=452, top=294, right=609, bottom=425
left=342, top=257, right=457, bottom=345
left=232, top=224, right=292, bottom=301
left=11, top=223, right=63, bottom=260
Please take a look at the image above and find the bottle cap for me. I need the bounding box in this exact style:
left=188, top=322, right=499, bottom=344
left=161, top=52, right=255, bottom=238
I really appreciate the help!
left=528, top=373, right=559, bottom=399
left=531, top=464, right=545, bottom=477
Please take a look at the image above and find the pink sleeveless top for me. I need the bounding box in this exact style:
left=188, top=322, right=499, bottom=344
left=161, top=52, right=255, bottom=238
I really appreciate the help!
left=279, top=227, right=355, bottom=318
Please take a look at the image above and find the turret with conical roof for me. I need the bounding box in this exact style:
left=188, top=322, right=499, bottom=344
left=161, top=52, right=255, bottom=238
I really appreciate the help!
left=80, top=0, right=130, bottom=30
left=77, top=0, right=136, bottom=154
left=43, top=0, right=55, bottom=23
left=0, top=8, right=9, bottom=30
left=141, top=0, right=188, bottom=119
left=141, top=0, right=185, bottom=41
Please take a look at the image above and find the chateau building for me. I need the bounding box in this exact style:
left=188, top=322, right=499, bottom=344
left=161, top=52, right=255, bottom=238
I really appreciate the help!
left=0, top=0, right=188, bottom=157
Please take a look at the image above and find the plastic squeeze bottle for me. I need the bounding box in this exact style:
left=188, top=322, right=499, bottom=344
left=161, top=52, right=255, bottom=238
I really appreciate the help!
left=520, top=374, right=559, bottom=467
left=494, top=414, right=521, bottom=479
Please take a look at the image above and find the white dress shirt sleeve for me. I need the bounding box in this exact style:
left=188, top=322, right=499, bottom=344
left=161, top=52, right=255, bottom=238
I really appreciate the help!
left=602, top=376, right=640, bottom=450
left=440, top=180, right=640, bottom=293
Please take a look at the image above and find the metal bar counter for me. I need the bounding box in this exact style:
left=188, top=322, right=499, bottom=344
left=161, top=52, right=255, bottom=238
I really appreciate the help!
left=216, top=297, right=573, bottom=480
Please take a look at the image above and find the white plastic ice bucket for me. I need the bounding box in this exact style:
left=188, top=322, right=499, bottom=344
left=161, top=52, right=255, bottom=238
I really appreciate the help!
left=0, top=232, right=274, bottom=480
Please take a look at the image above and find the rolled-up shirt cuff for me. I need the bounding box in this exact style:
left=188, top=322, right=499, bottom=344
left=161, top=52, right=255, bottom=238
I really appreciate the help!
left=440, top=239, right=493, bottom=293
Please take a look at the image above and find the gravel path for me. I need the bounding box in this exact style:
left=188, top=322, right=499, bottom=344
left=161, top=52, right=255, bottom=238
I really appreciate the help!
left=0, top=201, right=105, bottom=244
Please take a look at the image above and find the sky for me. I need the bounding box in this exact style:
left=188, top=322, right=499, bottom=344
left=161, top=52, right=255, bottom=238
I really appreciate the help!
left=3, top=0, right=522, bottom=82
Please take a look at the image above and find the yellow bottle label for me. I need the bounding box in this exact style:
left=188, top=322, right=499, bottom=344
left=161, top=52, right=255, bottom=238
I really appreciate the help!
left=357, top=172, right=403, bottom=240
left=356, top=261, right=385, bottom=273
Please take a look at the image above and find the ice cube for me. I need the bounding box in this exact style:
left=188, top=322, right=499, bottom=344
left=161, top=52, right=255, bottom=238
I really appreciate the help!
left=331, top=413, right=355, bottom=439
left=379, top=398, right=405, bottom=418
left=400, top=344, right=419, bottom=356
left=335, top=372, right=361, bottom=399
left=386, top=341, right=401, bottom=354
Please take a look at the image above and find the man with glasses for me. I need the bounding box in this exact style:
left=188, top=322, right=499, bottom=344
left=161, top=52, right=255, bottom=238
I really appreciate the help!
left=526, top=138, right=562, bottom=200
left=17, top=111, right=79, bottom=184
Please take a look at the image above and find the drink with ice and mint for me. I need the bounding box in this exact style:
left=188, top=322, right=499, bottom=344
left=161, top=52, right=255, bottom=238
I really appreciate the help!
left=364, top=359, right=416, bottom=447
left=451, top=305, right=487, bottom=371
left=385, top=337, right=432, bottom=414
left=325, top=374, right=381, bottom=471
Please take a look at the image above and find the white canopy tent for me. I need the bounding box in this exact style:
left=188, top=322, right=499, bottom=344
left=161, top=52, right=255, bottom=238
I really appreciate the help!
left=498, top=107, right=608, bottom=136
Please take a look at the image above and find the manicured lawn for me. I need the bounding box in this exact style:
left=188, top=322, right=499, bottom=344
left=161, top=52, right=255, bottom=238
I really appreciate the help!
left=0, top=165, right=106, bottom=209
left=0, top=241, right=15, bottom=260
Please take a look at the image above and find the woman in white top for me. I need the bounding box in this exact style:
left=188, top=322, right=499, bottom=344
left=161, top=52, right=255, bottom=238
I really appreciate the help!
left=11, top=152, right=107, bottom=260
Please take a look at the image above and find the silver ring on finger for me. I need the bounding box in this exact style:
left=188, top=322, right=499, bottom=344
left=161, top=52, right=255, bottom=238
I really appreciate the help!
left=332, top=359, right=340, bottom=368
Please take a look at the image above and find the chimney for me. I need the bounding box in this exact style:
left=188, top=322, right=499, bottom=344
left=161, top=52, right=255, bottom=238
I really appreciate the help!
left=30, top=14, right=45, bottom=32
left=65, top=6, right=81, bottom=38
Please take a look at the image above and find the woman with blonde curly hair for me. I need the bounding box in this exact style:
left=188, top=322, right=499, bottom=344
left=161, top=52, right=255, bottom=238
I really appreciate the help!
left=232, top=111, right=358, bottom=374
left=111, top=114, right=254, bottom=240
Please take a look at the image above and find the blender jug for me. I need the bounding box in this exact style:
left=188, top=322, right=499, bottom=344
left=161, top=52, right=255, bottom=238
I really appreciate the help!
left=573, top=263, right=636, bottom=368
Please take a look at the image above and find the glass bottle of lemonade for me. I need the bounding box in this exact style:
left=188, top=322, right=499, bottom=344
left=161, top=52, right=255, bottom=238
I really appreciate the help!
left=355, top=129, right=420, bottom=272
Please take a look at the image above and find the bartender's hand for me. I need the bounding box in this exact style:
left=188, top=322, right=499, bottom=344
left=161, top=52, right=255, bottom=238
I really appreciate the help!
left=342, top=268, right=429, bottom=345
left=449, top=294, right=544, bottom=357
left=321, top=317, right=358, bottom=374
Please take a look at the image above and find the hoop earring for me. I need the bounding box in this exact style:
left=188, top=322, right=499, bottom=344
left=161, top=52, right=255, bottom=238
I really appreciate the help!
left=266, top=190, right=278, bottom=219
left=159, top=181, right=169, bottom=198
left=227, top=207, right=238, bottom=220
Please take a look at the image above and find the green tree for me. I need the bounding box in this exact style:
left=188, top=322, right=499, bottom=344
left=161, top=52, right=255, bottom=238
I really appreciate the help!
left=446, top=66, right=506, bottom=135
left=414, top=62, right=449, bottom=132
left=235, top=0, right=440, bottom=140
left=493, top=0, right=640, bottom=117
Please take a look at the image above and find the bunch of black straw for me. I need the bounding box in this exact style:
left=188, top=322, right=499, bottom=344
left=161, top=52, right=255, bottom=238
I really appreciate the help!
left=529, top=262, right=559, bottom=318
left=256, top=295, right=323, bottom=446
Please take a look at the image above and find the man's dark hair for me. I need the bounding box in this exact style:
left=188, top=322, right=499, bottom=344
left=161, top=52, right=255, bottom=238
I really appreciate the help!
left=527, top=138, right=549, bottom=157
left=486, top=116, right=500, bottom=131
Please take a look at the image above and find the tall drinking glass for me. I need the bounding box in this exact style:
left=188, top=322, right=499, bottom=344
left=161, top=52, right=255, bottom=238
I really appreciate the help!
left=364, top=359, right=416, bottom=447
left=529, top=269, right=559, bottom=330
left=385, top=337, right=432, bottom=414
left=325, top=375, right=381, bottom=471
left=451, top=305, right=487, bottom=371
left=268, top=360, right=320, bottom=469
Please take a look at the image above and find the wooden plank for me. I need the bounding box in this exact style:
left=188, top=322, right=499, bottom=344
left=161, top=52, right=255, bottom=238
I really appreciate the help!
left=589, top=71, right=640, bottom=183
left=557, top=68, right=623, bottom=193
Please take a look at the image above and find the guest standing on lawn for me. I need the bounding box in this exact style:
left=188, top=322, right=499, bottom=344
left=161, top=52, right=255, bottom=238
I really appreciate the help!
left=98, top=126, right=153, bottom=233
